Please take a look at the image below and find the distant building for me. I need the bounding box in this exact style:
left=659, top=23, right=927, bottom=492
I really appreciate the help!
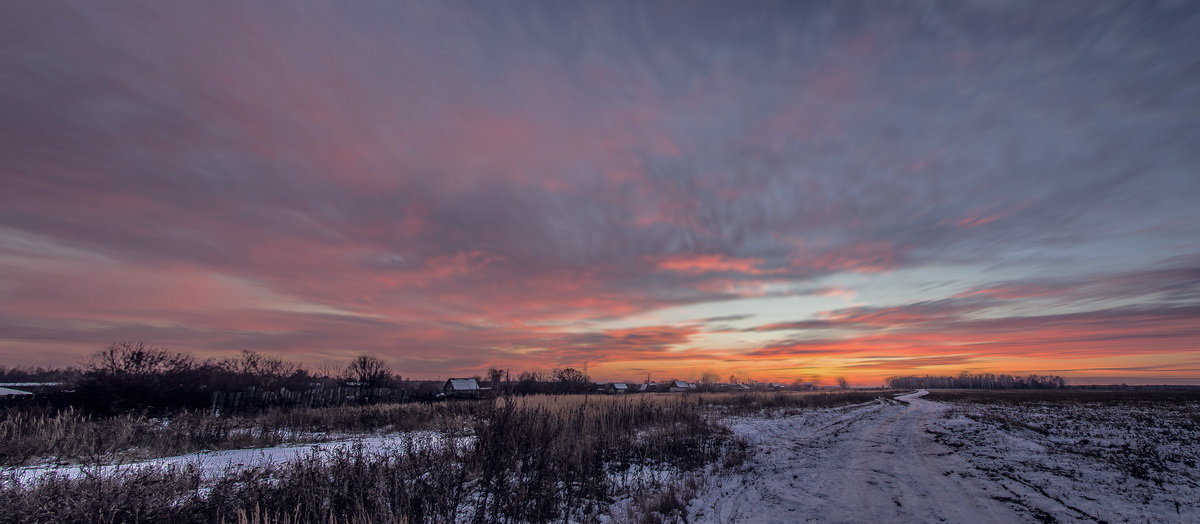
left=712, top=383, right=751, bottom=392
left=443, top=378, right=488, bottom=398
left=669, top=380, right=696, bottom=392
left=603, top=382, right=628, bottom=394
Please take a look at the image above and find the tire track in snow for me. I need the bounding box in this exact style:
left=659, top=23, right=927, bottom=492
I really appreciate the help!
left=692, top=391, right=1025, bottom=523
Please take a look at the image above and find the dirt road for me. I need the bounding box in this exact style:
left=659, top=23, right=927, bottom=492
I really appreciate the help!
left=692, top=391, right=1024, bottom=523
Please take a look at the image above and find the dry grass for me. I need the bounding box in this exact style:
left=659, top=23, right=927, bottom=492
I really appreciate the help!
left=1, top=391, right=883, bottom=467
left=0, top=391, right=887, bottom=522
left=0, top=395, right=748, bottom=523
left=0, top=401, right=488, bottom=467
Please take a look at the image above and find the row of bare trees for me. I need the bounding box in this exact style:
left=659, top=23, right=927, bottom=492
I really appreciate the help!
left=71, top=342, right=401, bottom=413
left=886, top=372, right=1066, bottom=390
left=22, top=343, right=616, bottom=413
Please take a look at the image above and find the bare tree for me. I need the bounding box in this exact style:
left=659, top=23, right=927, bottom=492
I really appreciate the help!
left=551, top=367, right=591, bottom=393
left=87, top=341, right=195, bottom=376
left=344, top=356, right=392, bottom=388
left=487, top=368, right=505, bottom=395
left=552, top=367, right=589, bottom=384
left=836, top=376, right=849, bottom=390
left=515, top=369, right=544, bottom=394
left=223, top=350, right=300, bottom=388
left=78, top=342, right=202, bottom=413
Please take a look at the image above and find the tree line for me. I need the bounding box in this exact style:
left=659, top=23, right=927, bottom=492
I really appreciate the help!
left=7, top=342, right=413, bottom=414
left=5, top=341, right=619, bottom=414
left=886, top=372, right=1066, bottom=390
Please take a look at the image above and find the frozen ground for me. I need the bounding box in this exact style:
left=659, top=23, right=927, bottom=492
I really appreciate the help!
left=8, top=391, right=1195, bottom=522
left=690, top=390, right=1200, bottom=523
left=932, top=393, right=1200, bottom=523
left=6, top=431, right=453, bottom=483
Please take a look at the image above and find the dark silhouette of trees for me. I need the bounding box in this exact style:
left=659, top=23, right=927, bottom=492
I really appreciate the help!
left=551, top=367, right=592, bottom=394
left=87, top=341, right=196, bottom=376
left=887, top=372, right=1066, bottom=390
left=514, top=370, right=545, bottom=395
left=698, top=371, right=720, bottom=391
left=76, top=341, right=206, bottom=413
left=344, top=356, right=393, bottom=388
left=487, top=368, right=508, bottom=396
left=221, top=350, right=304, bottom=389
left=0, top=365, right=77, bottom=383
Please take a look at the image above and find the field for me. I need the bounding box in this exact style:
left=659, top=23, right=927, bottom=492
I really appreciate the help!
left=2, top=388, right=1196, bottom=522
left=926, top=389, right=1200, bottom=522
left=0, top=391, right=881, bottom=523
left=688, top=389, right=1199, bottom=523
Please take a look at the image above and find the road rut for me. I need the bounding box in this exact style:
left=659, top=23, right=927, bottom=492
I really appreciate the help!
left=693, top=391, right=1022, bottom=523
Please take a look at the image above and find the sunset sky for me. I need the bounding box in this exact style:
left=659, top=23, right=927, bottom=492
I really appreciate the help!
left=2, top=1, right=1198, bottom=385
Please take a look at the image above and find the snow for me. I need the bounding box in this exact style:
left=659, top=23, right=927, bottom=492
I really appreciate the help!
left=7, top=390, right=1196, bottom=522
left=8, top=431, right=456, bottom=483
left=689, top=390, right=1022, bottom=522
left=932, top=397, right=1200, bottom=522
left=688, top=390, right=1200, bottom=522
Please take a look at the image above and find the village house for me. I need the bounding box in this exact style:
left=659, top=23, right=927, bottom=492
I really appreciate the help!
left=668, top=380, right=696, bottom=392
left=605, top=382, right=628, bottom=394
left=442, top=377, right=489, bottom=398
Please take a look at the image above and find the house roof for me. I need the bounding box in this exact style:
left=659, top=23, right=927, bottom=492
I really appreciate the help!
left=0, top=387, right=33, bottom=396
left=612, top=383, right=628, bottom=389
left=445, top=378, right=479, bottom=390
left=672, top=380, right=692, bottom=388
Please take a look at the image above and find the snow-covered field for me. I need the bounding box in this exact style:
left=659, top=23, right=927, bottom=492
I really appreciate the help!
left=689, top=390, right=1200, bottom=523
left=6, top=431, right=456, bottom=483
left=7, top=391, right=1196, bottom=522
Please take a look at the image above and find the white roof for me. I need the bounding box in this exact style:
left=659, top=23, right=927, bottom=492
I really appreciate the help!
left=0, top=387, right=33, bottom=396
left=612, top=383, right=628, bottom=389
left=672, top=380, right=692, bottom=388
left=446, top=378, right=479, bottom=390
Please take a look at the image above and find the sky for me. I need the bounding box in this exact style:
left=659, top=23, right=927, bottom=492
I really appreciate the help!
left=2, top=1, right=1198, bottom=385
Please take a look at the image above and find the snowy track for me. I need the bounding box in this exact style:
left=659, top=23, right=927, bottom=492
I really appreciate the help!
left=692, top=391, right=1022, bottom=523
